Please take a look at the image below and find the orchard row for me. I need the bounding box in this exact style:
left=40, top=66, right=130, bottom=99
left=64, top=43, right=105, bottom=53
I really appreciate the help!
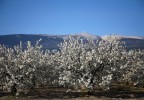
left=0, top=35, right=144, bottom=95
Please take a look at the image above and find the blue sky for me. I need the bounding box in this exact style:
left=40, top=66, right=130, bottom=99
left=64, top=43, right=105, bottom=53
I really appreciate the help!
left=0, top=0, right=144, bottom=36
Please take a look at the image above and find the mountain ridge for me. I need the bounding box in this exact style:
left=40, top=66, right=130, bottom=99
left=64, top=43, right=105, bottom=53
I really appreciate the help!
left=0, top=33, right=144, bottom=50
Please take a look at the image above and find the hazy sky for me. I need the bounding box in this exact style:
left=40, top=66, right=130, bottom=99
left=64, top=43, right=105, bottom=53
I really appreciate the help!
left=0, top=0, right=144, bottom=36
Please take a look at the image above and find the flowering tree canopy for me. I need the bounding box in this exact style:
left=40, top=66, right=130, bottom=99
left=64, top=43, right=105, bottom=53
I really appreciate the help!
left=0, top=35, right=144, bottom=95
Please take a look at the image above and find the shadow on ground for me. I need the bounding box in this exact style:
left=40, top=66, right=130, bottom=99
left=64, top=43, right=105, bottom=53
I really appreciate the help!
left=1, top=86, right=144, bottom=99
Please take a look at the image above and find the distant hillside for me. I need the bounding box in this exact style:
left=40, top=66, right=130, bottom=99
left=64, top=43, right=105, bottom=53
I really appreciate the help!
left=0, top=34, right=63, bottom=50
left=0, top=33, right=144, bottom=50
left=102, top=35, right=144, bottom=50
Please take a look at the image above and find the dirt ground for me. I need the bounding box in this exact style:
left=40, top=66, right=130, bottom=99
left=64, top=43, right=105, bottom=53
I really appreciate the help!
left=1, top=86, right=144, bottom=100
left=1, top=95, right=144, bottom=100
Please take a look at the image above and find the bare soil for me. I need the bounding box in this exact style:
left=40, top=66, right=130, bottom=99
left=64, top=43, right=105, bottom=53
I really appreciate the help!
left=1, top=85, right=144, bottom=100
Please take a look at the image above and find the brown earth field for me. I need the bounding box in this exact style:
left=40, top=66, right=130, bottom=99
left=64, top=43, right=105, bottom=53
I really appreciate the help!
left=1, top=85, right=144, bottom=100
